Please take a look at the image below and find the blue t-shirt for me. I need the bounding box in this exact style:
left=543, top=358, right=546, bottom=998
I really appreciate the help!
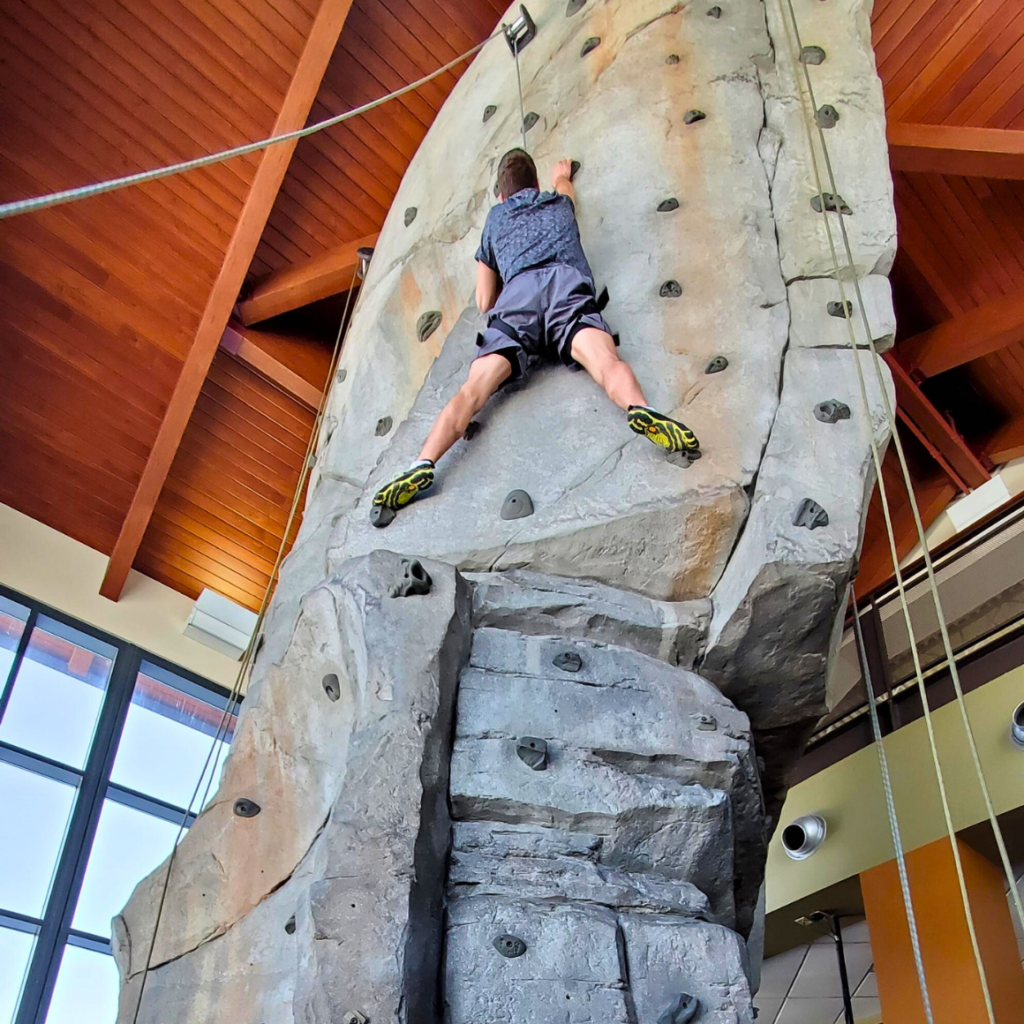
left=474, top=188, right=595, bottom=285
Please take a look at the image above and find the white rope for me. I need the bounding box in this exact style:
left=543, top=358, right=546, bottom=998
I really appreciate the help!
left=772, top=0, right=999, bottom=1017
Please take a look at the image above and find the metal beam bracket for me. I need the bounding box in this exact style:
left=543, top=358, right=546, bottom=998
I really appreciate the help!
left=503, top=5, right=537, bottom=56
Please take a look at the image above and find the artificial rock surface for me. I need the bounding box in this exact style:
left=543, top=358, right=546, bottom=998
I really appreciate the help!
left=118, top=1, right=896, bottom=1021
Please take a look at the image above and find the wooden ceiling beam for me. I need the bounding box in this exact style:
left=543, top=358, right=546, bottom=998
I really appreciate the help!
left=897, top=291, right=1024, bottom=379
left=237, top=232, right=377, bottom=325
left=219, top=321, right=322, bottom=409
left=99, top=0, right=355, bottom=602
left=985, top=416, right=1024, bottom=466
left=888, top=122, right=1024, bottom=180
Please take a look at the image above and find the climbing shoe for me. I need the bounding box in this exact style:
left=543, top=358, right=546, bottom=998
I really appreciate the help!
left=627, top=405, right=700, bottom=453
left=372, top=460, right=435, bottom=510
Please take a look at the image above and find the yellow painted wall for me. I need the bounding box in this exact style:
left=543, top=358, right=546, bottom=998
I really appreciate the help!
left=0, top=503, right=238, bottom=688
left=767, top=665, right=1024, bottom=913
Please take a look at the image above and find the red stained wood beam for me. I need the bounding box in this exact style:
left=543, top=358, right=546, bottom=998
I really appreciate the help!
left=219, top=321, right=322, bottom=409
left=888, top=123, right=1024, bottom=180
left=100, top=0, right=355, bottom=602
left=985, top=417, right=1024, bottom=466
left=237, top=232, right=378, bottom=326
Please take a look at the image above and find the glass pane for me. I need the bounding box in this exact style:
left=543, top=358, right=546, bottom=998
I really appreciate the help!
left=0, top=618, right=115, bottom=769
left=0, top=926, right=35, bottom=1024
left=72, top=800, right=181, bottom=938
left=0, top=597, right=30, bottom=694
left=111, top=667, right=236, bottom=810
left=45, top=944, right=120, bottom=1024
left=0, top=762, right=77, bottom=918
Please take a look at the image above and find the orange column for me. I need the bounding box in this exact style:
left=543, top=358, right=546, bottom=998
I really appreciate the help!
left=861, top=836, right=1024, bottom=1024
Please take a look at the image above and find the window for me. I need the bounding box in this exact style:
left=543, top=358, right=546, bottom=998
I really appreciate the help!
left=0, top=589, right=237, bottom=1024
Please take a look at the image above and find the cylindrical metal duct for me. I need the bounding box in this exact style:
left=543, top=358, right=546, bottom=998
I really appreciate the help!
left=782, top=814, right=828, bottom=860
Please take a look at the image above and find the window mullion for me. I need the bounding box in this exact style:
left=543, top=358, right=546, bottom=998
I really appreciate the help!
left=0, top=607, right=38, bottom=724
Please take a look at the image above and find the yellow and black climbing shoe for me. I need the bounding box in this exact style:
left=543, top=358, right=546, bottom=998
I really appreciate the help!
left=627, top=405, right=700, bottom=453
left=372, top=461, right=435, bottom=510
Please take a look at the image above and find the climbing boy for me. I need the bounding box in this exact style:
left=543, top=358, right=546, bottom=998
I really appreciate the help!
left=372, top=148, right=700, bottom=516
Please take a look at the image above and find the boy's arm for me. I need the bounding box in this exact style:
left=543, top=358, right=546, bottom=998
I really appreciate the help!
left=476, top=261, right=500, bottom=313
left=551, top=158, right=576, bottom=207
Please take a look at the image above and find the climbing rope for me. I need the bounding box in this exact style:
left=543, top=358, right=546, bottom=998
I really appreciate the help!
left=130, top=264, right=361, bottom=1024
left=513, top=34, right=528, bottom=154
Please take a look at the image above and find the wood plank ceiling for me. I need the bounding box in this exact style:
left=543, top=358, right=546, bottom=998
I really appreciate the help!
left=2, top=0, right=1024, bottom=612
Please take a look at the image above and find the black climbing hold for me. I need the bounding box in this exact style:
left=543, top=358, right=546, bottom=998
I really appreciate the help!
left=483, top=104, right=497, bottom=123
left=336, top=367, right=347, bottom=383
left=404, top=206, right=417, bottom=226
left=660, top=280, right=683, bottom=298
left=322, top=673, right=341, bottom=702
left=233, top=798, right=261, bottom=818
left=811, top=192, right=852, bottom=215
left=657, top=197, right=680, bottom=212
left=707, top=5, right=722, bottom=16
left=389, top=558, right=432, bottom=598
left=464, top=420, right=481, bottom=440
left=800, top=45, right=826, bottom=65
left=816, top=104, right=840, bottom=129
left=815, top=399, right=851, bottom=424
left=566, top=0, right=586, bottom=15
left=658, top=993, right=701, bottom=1024
left=493, top=933, right=528, bottom=958
left=793, top=497, right=829, bottom=530
left=375, top=416, right=393, bottom=437
left=523, top=111, right=539, bottom=132
left=285, top=915, right=296, bottom=935
left=494, top=181, right=500, bottom=198
left=706, top=355, right=729, bottom=374
left=516, top=737, right=548, bottom=771
left=666, top=53, right=681, bottom=65
left=827, top=299, right=853, bottom=318
left=553, top=651, right=583, bottom=673
left=501, top=489, right=534, bottom=520
left=580, top=36, right=601, bottom=57
left=692, top=712, right=717, bottom=731
left=570, top=159, right=581, bottom=181
left=684, top=109, right=706, bottom=125
left=596, top=285, right=609, bottom=311
left=417, top=310, right=442, bottom=342
left=341, top=1014, right=368, bottom=1024
left=370, top=505, right=396, bottom=529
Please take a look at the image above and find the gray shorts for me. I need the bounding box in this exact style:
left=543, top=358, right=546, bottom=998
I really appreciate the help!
left=474, top=264, right=612, bottom=383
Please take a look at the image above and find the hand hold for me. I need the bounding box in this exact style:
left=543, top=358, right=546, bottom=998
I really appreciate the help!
left=658, top=993, right=700, bottom=1024
left=493, top=933, right=528, bottom=958
left=417, top=310, right=442, bottom=342
left=342, top=1014, right=368, bottom=1024
left=566, top=0, right=587, bottom=15
left=284, top=915, right=296, bottom=935
left=336, top=367, right=347, bottom=383
left=464, top=420, right=481, bottom=440
left=827, top=300, right=853, bottom=318
left=570, top=159, right=581, bottom=181
left=322, top=673, right=341, bottom=702
left=811, top=192, right=852, bottom=215
left=523, top=111, right=539, bottom=132
left=483, top=103, right=497, bottom=123
left=657, top=197, right=680, bottom=212
left=580, top=36, right=601, bottom=57
left=814, top=399, right=851, bottom=423
left=666, top=53, right=680, bottom=65
left=516, top=736, right=548, bottom=771
left=553, top=651, right=583, bottom=672
left=404, top=206, right=417, bottom=226
left=370, top=505, right=396, bottom=529
left=692, top=712, right=717, bottom=731
left=375, top=416, right=393, bottom=437
left=660, top=280, right=682, bottom=298
left=233, top=798, right=261, bottom=818
left=793, top=498, right=829, bottom=530
left=801, top=45, right=826, bottom=65
left=501, top=489, right=535, bottom=520
left=707, top=5, right=722, bottom=16
left=389, top=558, right=432, bottom=597
left=684, top=109, right=706, bottom=125
left=706, top=355, right=729, bottom=374
left=816, top=104, right=840, bottom=128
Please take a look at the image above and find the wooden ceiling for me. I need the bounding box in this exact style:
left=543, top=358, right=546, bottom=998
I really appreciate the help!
left=2, top=0, right=1024, bottom=612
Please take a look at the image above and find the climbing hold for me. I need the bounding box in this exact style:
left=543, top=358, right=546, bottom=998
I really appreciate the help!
left=580, top=36, right=601, bottom=58
left=706, top=355, right=729, bottom=374
left=483, top=104, right=497, bottom=123
left=501, top=489, right=534, bottom=520
left=389, top=558, right=432, bottom=598
left=816, top=104, right=840, bottom=129
left=336, top=367, right=347, bottom=383
left=666, top=53, right=680, bottom=65
left=692, top=712, right=717, bottom=731
left=596, top=285, right=609, bottom=311
left=322, top=673, right=341, bottom=702
left=356, top=246, right=374, bottom=281
left=516, top=737, right=548, bottom=771
left=658, top=993, right=701, bottom=1024
left=684, top=109, right=706, bottom=125
left=404, top=206, right=417, bottom=226
left=570, top=159, right=581, bottom=181
left=793, top=498, right=829, bottom=530
left=493, top=934, right=528, bottom=958
left=657, top=198, right=680, bottom=212
left=800, top=45, right=826, bottom=65
left=814, top=400, right=851, bottom=424
left=707, top=5, right=722, bottom=16
left=566, top=0, right=586, bottom=15
left=464, top=420, right=481, bottom=440
left=417, top=310, right=442, bottom=342
left=553, top=651, right=583, bottom=673
left=233, top=798, right=261, bottom=818
left=370, top=505, right=396, bottom=529
left=285, top=915, right=296, bottom=935
left=811, top=192, right=852, bottom=215
left=375, top=416, right=393, bottom=437
left=660, top=280, right=683, bottom=298
left=827, top=299, right=853, bottom=318
left=342, top=1014, right=368, bottom=1024
left=523, top=111, right=539, bottom=132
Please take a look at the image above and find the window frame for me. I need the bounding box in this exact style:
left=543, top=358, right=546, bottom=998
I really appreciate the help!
left=0, top=584, right=235, bottom=1024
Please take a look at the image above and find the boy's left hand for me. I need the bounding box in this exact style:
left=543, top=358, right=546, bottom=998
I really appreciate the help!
left=551, top=159, right=574, bottom=186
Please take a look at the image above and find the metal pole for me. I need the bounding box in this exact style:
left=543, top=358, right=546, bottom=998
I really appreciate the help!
left=832, top=914, right=856, bottom=1024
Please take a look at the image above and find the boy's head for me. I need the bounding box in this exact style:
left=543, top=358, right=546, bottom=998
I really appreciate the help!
left=496, top=149, right=539, bottom=200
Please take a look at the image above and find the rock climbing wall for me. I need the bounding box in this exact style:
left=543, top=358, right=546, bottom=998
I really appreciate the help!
left=115, top=1, right=896, bottom=1022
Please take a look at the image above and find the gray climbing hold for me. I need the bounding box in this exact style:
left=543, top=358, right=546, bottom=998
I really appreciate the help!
left=335, top=367, right=347, bottom=383
left=706, top=355, right=729, bottom=373
left=580, top=36, right=600, bottom=57
left=493, top=933, right=528, bottom=958
left=553, top=651, right=583, bottom=673
left=811, top=192, right=852, bottom=215
left=660, top=280, right=682, bottom=298
left=501, top=489, right=534, bottom=520
left=566, top=0, right=586, bottom=14
left=417, top=310, right=442, bottom=342
left=523, top=111, right=539, bottom=132
left=815, top=399, right=851, bottom=424
left=404, top=206, right=417, bottom=226
left=793, top=498, right=829, bottom=530
left=828, top=299, right=853, bottom=318
left=342, top=1014, right=367, bottom=1024
left=692, top=712, right=717, bottom=731
left=483, top=104, right=497, bottom=123
left=658, top=197, right=680, bottom=212
left=370, top=504, right=396, bottom=529
left=389, top=558, right=432, bottom=598
left=516, top=737, right=548, bottom=771
left=684, top=109, right=706, bottom=125
left=285, top=915, right=296, bottom=935
left=570, top=159, right=581, bottom=181
left=375, top=415, right=393, bottom=437
left=658, top=993, right=700, bottom=1024
left=666, top=53, right=680, bottom=65
left=816, top=104, right=840, bottom=128
left=707, top=5, right=722, bottom=16
left=322, top=673, right=341, bottom=702
left=464, top=420, right=481, bottom=440
left=233, top=798, right=261, bottom=818
left=801, top=45, right=826, bottom=65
